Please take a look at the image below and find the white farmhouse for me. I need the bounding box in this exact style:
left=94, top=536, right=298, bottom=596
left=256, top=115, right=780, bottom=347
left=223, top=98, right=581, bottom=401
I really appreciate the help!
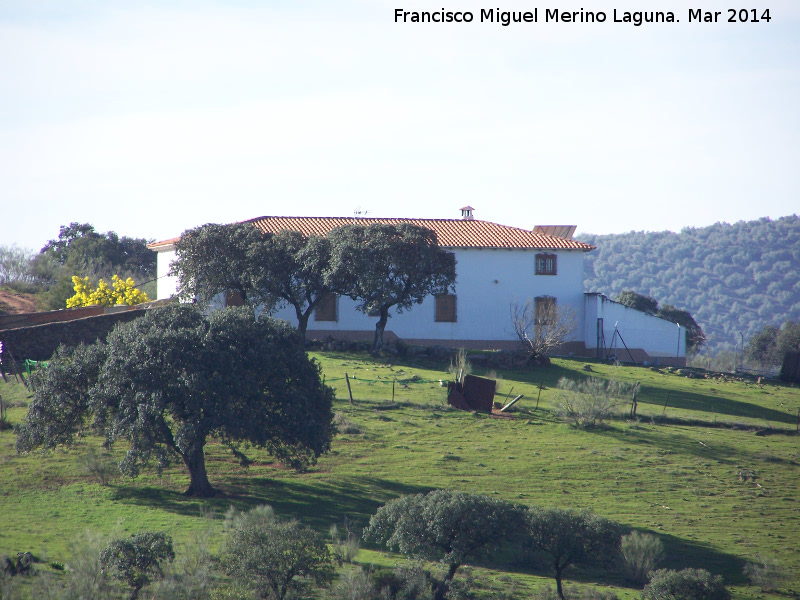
left=148, top=208, right=686, bottom=366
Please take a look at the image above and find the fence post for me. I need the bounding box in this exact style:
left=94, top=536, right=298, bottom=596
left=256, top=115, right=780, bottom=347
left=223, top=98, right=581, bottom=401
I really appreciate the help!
left=345, top=373, right=354, bottom=404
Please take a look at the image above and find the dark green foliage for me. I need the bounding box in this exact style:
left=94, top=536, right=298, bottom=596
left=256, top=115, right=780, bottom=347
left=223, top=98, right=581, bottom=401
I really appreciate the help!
left=16, top=304, right=335, bottom=497
left=746, top=320, right=800, bottom=368
left=223, top=505, right=335, bottom=600
left=327, top=223, right=456, bottom=351
left=260, top=230, right=335, bottom=335
left=364, top=489, right=525, bottom=600
left=524, top=508, right=622, bottom=600
left=642, top=568, right=730, bottom=600
left=170, top=224, right=336, bottom=335
left=34, top=222, right=156, bottom=309
left=615, top=291, right=659, bottom=315
left=170, top=222, right=269, bottom=307
left=579, top=215, right=800, bottom=354
left=100, top=531, right=175, bottom=600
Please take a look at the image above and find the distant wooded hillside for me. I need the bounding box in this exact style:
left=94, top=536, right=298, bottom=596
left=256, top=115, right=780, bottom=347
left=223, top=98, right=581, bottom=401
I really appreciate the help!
left=578, top=215, right=800, bottom=354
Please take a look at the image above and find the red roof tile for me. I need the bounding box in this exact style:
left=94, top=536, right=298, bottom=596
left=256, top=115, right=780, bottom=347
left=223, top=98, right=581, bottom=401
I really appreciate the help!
left=149, top=217, right=594, bottom=252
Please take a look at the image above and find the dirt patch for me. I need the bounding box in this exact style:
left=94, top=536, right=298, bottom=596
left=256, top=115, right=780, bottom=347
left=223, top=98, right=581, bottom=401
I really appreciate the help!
left=0, top=290, right=37, bottom=315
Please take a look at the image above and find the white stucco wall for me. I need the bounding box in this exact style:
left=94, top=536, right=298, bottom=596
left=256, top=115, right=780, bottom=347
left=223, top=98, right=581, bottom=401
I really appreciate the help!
left=155, top=246, right=178, bottom=300
left=155, top=246, right=588, bottom=343
left=583, top=293, right=685, bottom=359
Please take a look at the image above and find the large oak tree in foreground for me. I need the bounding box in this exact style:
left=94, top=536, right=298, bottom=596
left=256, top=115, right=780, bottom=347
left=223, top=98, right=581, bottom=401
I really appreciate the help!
left=327, top=223, right=456, bottom=351
left=16, top=304, right=335, bottom=497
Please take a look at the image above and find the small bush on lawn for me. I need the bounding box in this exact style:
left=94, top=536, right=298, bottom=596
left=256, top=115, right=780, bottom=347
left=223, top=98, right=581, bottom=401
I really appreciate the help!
left=642, top=568, right=730, bottom=600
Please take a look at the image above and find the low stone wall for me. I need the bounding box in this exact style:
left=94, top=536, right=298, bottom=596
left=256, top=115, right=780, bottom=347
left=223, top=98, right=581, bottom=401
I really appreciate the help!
left=0, top=306, right=105, bottom=330
left=0, top=309, right=146, bottom=362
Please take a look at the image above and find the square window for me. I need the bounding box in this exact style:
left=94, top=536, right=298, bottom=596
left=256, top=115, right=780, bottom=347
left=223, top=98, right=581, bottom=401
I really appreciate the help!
left=535, top=254, right=557, bottom=275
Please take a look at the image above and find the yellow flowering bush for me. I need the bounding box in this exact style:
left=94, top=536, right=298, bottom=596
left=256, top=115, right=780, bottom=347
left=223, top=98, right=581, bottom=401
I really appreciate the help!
left=66, top=275, right=149, bottom=308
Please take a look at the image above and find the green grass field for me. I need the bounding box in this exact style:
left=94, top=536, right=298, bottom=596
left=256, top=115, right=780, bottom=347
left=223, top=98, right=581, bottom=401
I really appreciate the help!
left=1, top=352, right=799, bottom=599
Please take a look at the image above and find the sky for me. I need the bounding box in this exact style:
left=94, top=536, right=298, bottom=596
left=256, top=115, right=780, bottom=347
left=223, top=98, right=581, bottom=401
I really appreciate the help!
left=1, top=0, right=798, bottom=252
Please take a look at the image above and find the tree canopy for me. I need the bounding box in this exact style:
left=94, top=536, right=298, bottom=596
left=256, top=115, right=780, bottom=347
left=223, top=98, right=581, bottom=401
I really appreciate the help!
left=364, top=489, right=525, bottom=600
left=169, top=222, right=268, bottom=307
left=745, top=320, right=800, bottom=368
left=100, top=531, right=175, bottom=600
left=327, top=223, right=456, bottom=350
left=524, top=507, right=622, bottom=600
left=27, top=222, right=156, bottom=309
left=223, top=505, right=335, bottom=600
left=16, top=304, right=335, bottom=497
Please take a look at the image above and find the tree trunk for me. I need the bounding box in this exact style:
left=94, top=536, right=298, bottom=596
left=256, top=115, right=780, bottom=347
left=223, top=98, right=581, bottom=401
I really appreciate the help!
left=181, top=447, right=218, bottom=497
left=372, top=306, right=389, bottom=352
left=554, top=562, right=565, bottom=600
left=433, top=563, right=460, bottom=600
left=296, top=309, right=311, bottom=337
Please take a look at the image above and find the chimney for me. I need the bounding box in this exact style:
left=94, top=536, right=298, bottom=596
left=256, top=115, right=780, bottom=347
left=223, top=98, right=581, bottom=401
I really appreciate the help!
left=460, top=206, right=475, bottom=220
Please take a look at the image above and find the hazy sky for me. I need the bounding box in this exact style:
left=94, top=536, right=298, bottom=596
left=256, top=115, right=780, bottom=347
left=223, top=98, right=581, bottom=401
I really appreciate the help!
left=2, top=0, right=798, bottom=252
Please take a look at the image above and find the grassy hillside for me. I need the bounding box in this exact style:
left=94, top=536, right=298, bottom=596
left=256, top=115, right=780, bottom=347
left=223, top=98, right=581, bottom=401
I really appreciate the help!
left=578, top=215, right=800, bottom=356
left=1, top=353, right=799, bottom=599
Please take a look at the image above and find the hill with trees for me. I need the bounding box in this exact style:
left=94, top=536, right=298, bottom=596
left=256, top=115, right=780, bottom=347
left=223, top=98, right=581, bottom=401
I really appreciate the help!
left=578, top=215, right=800, bottom=355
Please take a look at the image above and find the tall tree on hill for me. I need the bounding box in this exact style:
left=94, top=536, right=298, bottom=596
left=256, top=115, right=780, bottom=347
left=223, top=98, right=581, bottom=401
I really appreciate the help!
left=327, top=223, right=456, bottom=351
left=16, top=304, right=335, bottom=497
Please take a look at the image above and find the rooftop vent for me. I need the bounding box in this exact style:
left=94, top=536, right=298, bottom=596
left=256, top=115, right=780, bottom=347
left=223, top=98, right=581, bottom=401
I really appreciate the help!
left=460, top=206, right=475, bottom=220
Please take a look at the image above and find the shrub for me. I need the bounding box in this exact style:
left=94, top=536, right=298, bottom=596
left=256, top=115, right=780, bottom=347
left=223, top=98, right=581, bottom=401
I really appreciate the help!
left=555, top=378, right=633, bottom=427
left=223, top=505, right=335, bottom=600
left=743, top=555, right=789, bottom=592
left=100, top=531, right=175, bottom=600
left=643, top=568, right=730, bottom=600
left=620, top=531, right=663, bottom=585
left=329, top=519, right=361, bottom=564
left=448, top=349, right=472, bottom=381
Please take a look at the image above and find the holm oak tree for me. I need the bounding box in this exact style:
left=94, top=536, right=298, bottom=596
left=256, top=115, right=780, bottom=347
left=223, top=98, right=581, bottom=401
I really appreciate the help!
left=16, top=304, right=335, bottom=497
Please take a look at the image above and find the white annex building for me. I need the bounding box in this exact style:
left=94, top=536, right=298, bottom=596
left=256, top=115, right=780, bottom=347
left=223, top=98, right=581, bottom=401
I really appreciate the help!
left=149, top=208, right=686, bottom=366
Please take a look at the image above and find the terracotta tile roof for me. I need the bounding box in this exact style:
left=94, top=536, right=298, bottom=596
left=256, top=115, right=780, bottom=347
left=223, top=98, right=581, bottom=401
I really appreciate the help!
left=148, top=217, right=594, bottom=252
left=249, top=217, right=594, bottom=251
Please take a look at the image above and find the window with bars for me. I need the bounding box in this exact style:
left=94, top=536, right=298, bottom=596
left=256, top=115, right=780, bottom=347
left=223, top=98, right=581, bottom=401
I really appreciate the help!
left=315, top=293, right=338, bottom=322
left=435, top=294, right=457, bottom=322
left=535, top=253, right=557, bottom=275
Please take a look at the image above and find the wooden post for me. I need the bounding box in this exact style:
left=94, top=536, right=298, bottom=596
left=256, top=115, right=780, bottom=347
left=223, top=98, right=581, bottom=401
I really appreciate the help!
left=535, top=382, right=543, bottom=410
left=796, top=407, right=799, bottom=434
left=663, top=391, right=670, bottom=414
left=392, top=379, right=395, bottom=402
left=345, top=373, right=354, bottom=404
